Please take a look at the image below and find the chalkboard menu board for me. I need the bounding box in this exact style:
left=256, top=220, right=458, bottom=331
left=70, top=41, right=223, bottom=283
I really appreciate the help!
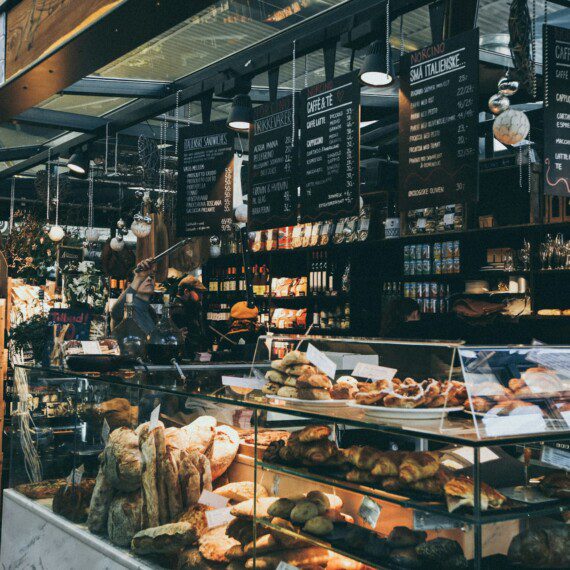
left=399, top=29, right=479, bottom=209
left=59, top=246, right=83, bottom=273
left=177, top=120, right=235, bottom=237
left=249, top=95, right=297, bottom=230
left=299, top=71, right=360, bottom=221
left=544, top=24, right=570, bottom=197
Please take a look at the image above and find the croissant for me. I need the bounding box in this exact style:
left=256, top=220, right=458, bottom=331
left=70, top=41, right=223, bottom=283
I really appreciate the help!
left=370, top=452, right=403, bottom=478
left=409, top=477, right=445, bottom=496
left=342, top=446, right=384, bottom=471
left=289, top=425, right=331, bottom=444
left=299, top=440, right=337, bottom=465
left=399, top=452, right=440, bottom=483
left=444, top=476, right=506, bottom=513
left=381, top=477, right=403, bottom=492
left=345, top=469, right=377, bottom=484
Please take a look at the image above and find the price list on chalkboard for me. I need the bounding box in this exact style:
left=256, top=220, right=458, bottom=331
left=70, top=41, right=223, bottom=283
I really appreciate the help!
left=544, top=24, right=570, bottom=197
left=176, top=120, right=235, bottom=237
left=249, top=95, right=297, bottom=230
left=299, top=71, right=360, bottom=221
left=399, top=29, right=479, bottom=209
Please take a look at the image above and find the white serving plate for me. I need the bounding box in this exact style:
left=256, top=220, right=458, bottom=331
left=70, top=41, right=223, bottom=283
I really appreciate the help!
left=348, top=402, right=464, bottom=420
left=267, top=395, right=353, bottom=411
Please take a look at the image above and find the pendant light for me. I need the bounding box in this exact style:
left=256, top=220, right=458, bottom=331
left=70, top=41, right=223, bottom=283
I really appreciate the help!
left=68, top=146, right=89, bottom=178
left=227, top=94, right=253, bottom=132
left=359, top=0, right=394, bottom=87
left=49, top=162, right=65, bottom=242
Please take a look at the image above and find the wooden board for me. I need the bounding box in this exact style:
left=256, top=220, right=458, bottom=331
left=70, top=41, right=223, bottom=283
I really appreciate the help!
left=5, top=0, right=121, bottom=79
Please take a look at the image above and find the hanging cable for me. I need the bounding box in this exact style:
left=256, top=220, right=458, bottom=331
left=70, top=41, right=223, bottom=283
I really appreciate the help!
left=105, top=123, right=109, bottom=174
left=544, top=1, right=549, bottom=108
left=292, top=40, right=296, bottom=149
left=9, top=177, right=15, bottom=232
left=175, top=90, right=181, bottom=156
left=88, top=170, right=94, bottom=229
left=400, top=13, right=405, bottom=55
left=114, top=132, right=119, bottom=175
left=386, top=0, right=391, bottom=75
left=532, top=0, right=537, bottom=99
left=46, top=148, right=51, bottom=223
left=304, top=53, right=308, bottom=88
left=55, top=161, right=60, bottom=227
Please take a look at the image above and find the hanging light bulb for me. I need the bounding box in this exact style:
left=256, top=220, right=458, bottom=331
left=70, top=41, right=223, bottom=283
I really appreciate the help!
left=210, top=244, right=221, bottom=258
left=488, top=93, right=510, bottom=115
left=67, top=147, right=90, bottom=178
left=359, top=40, right=394, bottom=87
left=493, top=109, right=530, bottom=146
left=227, top=94, right=253, bottom=132
left=130, top=213, right=152, bottom=238
left=48, top=225, right=65, bottom=242
left=498, top=76, right=519, bottom=97
left=110, top=234, right=125, bottom=251
left=234, top=204, right=248, bottom=223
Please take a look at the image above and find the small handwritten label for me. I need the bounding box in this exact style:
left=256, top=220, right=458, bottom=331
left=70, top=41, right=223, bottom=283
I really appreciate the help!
left=352, top=363, right=397, bottom=381
left=417, top=218, right=427, bottom=229
left=222, top=376, right=266, bottom=390
left=101, top=419, right=110, bottom=445
left=358, top=496, right=381, bottom=528
left=443, top=213, right=455, bottom=225
left=80, top=341, right=101, bottom=355
left=306, top=344, right=337, bottom=379
left=541, top=445, right=570, bottom=470
left=66, top=464, right=84, bottom=487
left=199, top=490, right=229, bottom=509
left=205, top=506, right=235, bottom=529
left=149, top=404, right=161, bottom=430
left=271, top=475, right=281, bottom=496
left=413, top=510, right=461, bottom=530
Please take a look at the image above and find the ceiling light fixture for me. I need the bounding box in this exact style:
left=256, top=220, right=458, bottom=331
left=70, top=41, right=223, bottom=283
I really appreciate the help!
left=227, top=94, right=253, bottom=132
left=359, top=39, right=394, bottom=87
left=67, top=146, right=89, bottom=178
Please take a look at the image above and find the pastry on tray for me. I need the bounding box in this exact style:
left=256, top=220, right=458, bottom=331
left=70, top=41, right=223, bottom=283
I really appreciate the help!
left=444, top=476, right=506, bottom=513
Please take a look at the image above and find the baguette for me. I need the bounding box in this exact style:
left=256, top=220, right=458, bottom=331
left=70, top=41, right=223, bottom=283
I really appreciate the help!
left=155, top=426, right=169, bottom=524
left=139, top=425, right=160, bottom=528
left=87, top=467, right=114, bottom=533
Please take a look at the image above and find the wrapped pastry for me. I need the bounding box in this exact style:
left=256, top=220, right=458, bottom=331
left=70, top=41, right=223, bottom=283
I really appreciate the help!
left=444, top=476, right=505, bottom=513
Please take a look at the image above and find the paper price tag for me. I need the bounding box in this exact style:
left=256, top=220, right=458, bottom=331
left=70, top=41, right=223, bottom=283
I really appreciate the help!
left=443, top=213, right=455, bottom=225
left=541, top=445, right=570, bottom=471
left=101, top=418, right=111, bottom=445
left=198, top=490, right=229, bottom=509
left=149, top=404, right=161, bottom=430
left=306, top=344, right=337, bottom=379
left=271, top=474, right=281, bottom=497
left=80, top=341, right=101, bottom=355
left=205, top=506, right=235, bottom=529
left=562, top=410, right=570, bottom=429
left=222, top=376, right=266, bottom=390
left=67, top=464, right=85, bottom=486
left=358, top=496, right=381, bottom=528
left=352, top=363, right=397, bottom=381
left=413, top=510, right=462, bottom=530
left=483, top=411, right=546, bottom=437
left=417, top=218, right=427, bottom=229
left=276, top=562, right=299, bottom=570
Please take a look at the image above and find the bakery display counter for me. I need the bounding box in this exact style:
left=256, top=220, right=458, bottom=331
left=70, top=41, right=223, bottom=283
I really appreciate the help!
left=5, top=337, right=570, bottom=570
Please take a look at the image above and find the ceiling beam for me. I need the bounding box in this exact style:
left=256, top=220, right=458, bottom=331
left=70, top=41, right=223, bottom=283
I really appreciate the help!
left=0, top=0, right=433, bottom=179
left=0, top=145, right=45, bottom=161
left=61, top=76, right=170, bottom=99
left=14, top=108, right=108, bottom=133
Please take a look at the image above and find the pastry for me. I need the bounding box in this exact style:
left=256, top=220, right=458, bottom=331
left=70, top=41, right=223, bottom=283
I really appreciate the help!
left=343, top=446, right=384, bottom=471
left=290, top=500, right=320, bottom=523
left=262, top=382, right=280, bottom=395
left=199, top=525, right=240, bottom=563
left=245, top=547, right=330, bottom=570
left=304, top=515, right=334, bottom=536
left=331, top=377, right=359, bottom=400
left=281, top=350, right=310, bottom=367
left=131, top=522, right=198, bottom=555
left=355, top=390, right=387, bottom=406
left=277, top=386, right=298, bottom=398
left=298, top=388, right=332, bottom=400
left=284, top=376, right=299, bottom=386
left=87, top=467, right=114, bottom=534
left=180, top=416, right=217, bottom=454
left=103, top=427, right=142, bottom=492
left=208, top=425, right=239, bottom=480
left=242, top=431, right=290, bottom=446
left=214, top=481, right=269, bottom=503
left=299, top=440, right=339, bottom=465
left=389, top=547, right=422, bottom=569
left=230, top=497, right=278, bottom=520
left=107, top=492, right=143, bottom=547
left=178, top=450, right=203, bottom=508
left=15, top=479, right=67, bottom=500
left=370, top=451, right=404, bottom=478
left=267, top=497, right=297, bottom=518
left=444, top=476, right=506, bottom=512
left=508, top=527, right=570, bottom=568
left=271, top=359, right=288, bottom=373
left=388, top=526, right=426, bottom=547
left=538, top=471, right=570, bottom=498
left=139, top=424, right=160, bottom=527
left=297, top=373, right=333, bottom=390
left=265, top=370, right=287, bottom=384
left=399, top=452, right=441, bottom=483
left=286, top=364, right=318, bottom=377
left=345, top=469, right=378, bottom=484
left=52, top=478, right=96, bottom=523
left=306, top=490, right=330, bottom=513
left=243, top=533, right=281, bottom=556
left=289, top=425, right=331, bottom=443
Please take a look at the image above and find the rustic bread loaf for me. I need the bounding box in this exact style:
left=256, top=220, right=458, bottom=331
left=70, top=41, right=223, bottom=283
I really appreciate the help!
left=131, top=522, right=198, bottom=555
left=103, top=427, right=142, bottom=492
left=107, top=492, right=143, bottom=547
left=87, top=467, right=115, bottom=534
left=208, top=425, right=240, bottom=480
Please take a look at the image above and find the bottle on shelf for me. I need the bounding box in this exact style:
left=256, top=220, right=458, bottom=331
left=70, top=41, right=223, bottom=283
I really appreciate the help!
left=111, top=293, right=147, bottom=360
left=146, top=294, right=184, bottom=364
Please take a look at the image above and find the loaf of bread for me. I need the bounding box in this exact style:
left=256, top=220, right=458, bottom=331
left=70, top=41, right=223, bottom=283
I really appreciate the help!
left=508, top=527, right=570, bottom=568
left=208, top=425, right=240, bottom=480
left=214, top=481, right=269, bottom=503
left=87, top=467, right=115, bottom=533
left=52, top=478, right=96, bottom=523
left=245, top=546, right=330, bottom=569
left=103, top=427, right=142, bottom=492
left=180, top=416, right=217, bottom=454
left=107, top=492, right=143, bottom=547
left=131, top=522, right=198, bottom=555
left=15, top=479, right=67, bottom=500
left=199, top=525, right=241, bottom=563
left=139, top=424, right=160, bottom=528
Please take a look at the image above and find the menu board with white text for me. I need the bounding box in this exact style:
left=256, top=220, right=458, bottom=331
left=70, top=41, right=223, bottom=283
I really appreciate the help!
left=399, top=29, right=479, bottom=209
left=299, top=71, right=360, bottom=221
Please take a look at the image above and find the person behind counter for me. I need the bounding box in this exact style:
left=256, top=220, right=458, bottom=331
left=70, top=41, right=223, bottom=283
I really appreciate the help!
left=171, top=275, right=209, bottom=359
left=111, top=258, right=157, bottom=334
left=217, top=301, right=265, bottom=360
left=380, top=297, right=421, bottom=338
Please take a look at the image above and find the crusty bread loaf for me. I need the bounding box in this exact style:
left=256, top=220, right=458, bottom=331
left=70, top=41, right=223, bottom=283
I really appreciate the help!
left=139, top=424, right=160, bottom=528
left=214, top=481, right=268, bottom=503
left=199, top=526, right=240, bottom=563
left=52, top=478, right=96, bottom=523
left=107, top=492, right=143, bottom=547
left=245, top=547, right=330, bottom=569
left=131, top=522, right=198, bottom=555
left=208, top=425, right=240, bottom=480
left=87, top=467, right=114, bottom=534
left=103, top=427, right=142, bottom=492
left=181, top=416, right=217, bottom=454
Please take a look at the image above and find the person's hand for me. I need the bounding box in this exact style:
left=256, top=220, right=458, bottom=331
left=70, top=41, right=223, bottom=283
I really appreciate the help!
left=131, top=258, right=156, bottom=290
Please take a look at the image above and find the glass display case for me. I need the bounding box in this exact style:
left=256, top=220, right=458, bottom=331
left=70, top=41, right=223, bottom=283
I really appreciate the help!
left=4, top=337, right=569, bottom=570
